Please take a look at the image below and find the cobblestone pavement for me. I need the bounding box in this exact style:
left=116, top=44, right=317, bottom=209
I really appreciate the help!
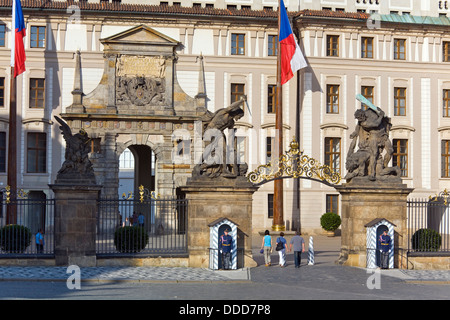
left=0, top=266, right=244, bottom=282
left=0, top=265, right=449, bottom=283
left=0, top=235, right=448, bottom=284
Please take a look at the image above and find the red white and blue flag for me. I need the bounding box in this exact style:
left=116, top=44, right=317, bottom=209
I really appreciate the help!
left=11, top=0, right=26, bottom=78
left=279, top=0, right=307, bottom=85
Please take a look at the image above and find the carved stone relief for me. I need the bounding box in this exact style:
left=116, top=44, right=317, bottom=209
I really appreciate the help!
left=116, top=55, right=167, bottom=106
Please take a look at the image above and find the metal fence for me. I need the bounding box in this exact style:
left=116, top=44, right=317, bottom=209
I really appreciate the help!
left=96, top=197, right=188, bottom=256
left=407, top=198, right=450, bottom=253
left=0, top=198, right=55, bottom=257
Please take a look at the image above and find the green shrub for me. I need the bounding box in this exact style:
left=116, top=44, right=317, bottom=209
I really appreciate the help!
left=0, top=224, right=32, bottom=253
left=411, top=228, right=442, bottom=252
left=320, top=212, right=341, bottom=231
left=114, top=226, right=149, bottom=253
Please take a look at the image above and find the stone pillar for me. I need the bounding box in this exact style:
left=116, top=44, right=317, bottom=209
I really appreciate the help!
left=50, top=184, right=102, bottom=267
left=180, top=179, right=258, bottom=268
left=335, top=181, right=413, bottom=269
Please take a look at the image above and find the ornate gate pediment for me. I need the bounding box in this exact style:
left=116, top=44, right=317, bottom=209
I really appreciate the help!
left=247, top=138, right=341, bottom=187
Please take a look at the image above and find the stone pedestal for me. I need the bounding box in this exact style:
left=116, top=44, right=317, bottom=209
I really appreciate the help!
left=335, top=179, right=413, bottom=269
left=50, top=184, right=102, bottom=267
left=180, top=177, right=258, bottom=268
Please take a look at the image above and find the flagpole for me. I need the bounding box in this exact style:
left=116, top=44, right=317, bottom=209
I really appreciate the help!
left=6, top=66, right=17, bottom=225
left=273, top=0, right=285, bottom=232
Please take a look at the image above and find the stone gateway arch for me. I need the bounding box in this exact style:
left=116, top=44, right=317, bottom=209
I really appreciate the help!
left=62, top=25, right=208, bottom=198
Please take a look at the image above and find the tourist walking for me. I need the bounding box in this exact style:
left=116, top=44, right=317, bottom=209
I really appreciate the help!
left=289, top=231, right=305, bottom=268
left=261, top=230, right=272, bottom=266
left=276, top=232, right=288, bottom=267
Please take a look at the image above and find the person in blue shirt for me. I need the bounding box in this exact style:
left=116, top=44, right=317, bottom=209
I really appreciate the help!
left=219, top=229, right=233, bottom=270
left=378, top=230, right=391, bottom=269
left=138, top=212, right=145, bottom=227
left=276, top=232, right=289, bottom=267
left=260, top=230, right=272, bottom=267
left=35, top=228, right=44, bottom=254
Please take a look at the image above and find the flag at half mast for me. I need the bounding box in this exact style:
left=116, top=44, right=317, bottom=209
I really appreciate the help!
left=279, top=0, right=307, bottom=84
left=11, top=0, right=26, bottom=78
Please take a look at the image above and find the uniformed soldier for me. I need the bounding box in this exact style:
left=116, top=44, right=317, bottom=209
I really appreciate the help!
left=378, top=230, right=391, bottom=269
left=219, top=229, right=233, bottom=270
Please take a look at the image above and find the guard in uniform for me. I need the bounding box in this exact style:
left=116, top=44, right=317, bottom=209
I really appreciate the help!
left=219, top=229, right=233, bottom=270
left=378, top=230, right=391, bottom=269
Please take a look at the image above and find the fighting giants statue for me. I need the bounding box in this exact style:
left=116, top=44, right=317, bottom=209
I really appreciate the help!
left=345, top=95, right=400, bottom=182
left=192, top=96, right=248, bottom=179
left=54, top=116, right=96, bottom=184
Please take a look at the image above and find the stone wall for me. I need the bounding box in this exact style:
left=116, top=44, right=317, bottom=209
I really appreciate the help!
left=335, top=181, right=413, bottom=269
left=406, top=256, right=450, bottom=270
left=181, top=179, right=258, bottom=268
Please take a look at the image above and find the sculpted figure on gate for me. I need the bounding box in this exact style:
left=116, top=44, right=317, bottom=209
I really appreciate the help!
left=54, top=116, right=96, bottom=184
left=345, top=96, right=400, bottom=182
left=192, top=96, right=248, bottom=180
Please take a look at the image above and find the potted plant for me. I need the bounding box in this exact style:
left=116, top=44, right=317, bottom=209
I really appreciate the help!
left=320, top=212, right=341, bottom=237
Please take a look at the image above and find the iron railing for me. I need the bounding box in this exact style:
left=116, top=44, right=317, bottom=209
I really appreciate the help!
left=0, top=198, right=55, bottom=257
left=96, top=197, right=188, bottom=256
left=407, top=198, right=450, bottom=253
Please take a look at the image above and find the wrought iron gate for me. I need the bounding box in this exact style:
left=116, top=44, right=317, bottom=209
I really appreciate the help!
left=96, top=195, right=188, bottom=256
left=0, top=189, right=55, bottom=257
left=407, top=195, right=450, bottom=253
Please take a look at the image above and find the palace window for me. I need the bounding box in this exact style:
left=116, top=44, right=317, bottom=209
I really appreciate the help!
left=231, top=83, right=245, bottom=103
left=90, top=138, right=101, bottom=154
left=394, top=87, right=406, bottom=116
left=444, top=90, right=450, bottom=117
left=327, top=35, right=339, bottom=57
left=326, top=85, right=339, bottom=114
left=268, top=35, right=278, bottom=56
left=361, top=37, right=374, bottom=58
left=0, top=77, right=5, bottom=107
left=0, top=24, right=5, bottom=47
left=30, top=26, right=46, bottom=48
left=29, top=78, right=45, bottom=109
left=444, top=42, right=450, bottom=62
left=324, top=137, right=341, bottom=175
left=267, top=84, right=276, bottom=114
left=27, top=132, right=46, bottom=173
left=361, top=86, right=374, bottom=110
left=326, top=194, right=339, bottom=215
left=268, top=194, right=274, bottom=219
left=394, top=39, right=406, bottom=60
left=442, top=140, right=450, bottom=178
left=266, top=136, right=275, bottom=164
left=0, top=132, right=5, bottom=172
left=119, top=148, right=134, bottom=169
left=393, top=139, right=408, bottom=177
left=231, top=33, right=245, bottom=55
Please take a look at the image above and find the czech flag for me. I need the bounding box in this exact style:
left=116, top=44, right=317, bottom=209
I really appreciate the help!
left=279, top=0, right=307, bottom=85
left=11, top=0, right=26, bottom=78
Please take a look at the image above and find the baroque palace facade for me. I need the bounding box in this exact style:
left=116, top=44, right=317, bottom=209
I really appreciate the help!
left=0, top=0, right=449, bottom=234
